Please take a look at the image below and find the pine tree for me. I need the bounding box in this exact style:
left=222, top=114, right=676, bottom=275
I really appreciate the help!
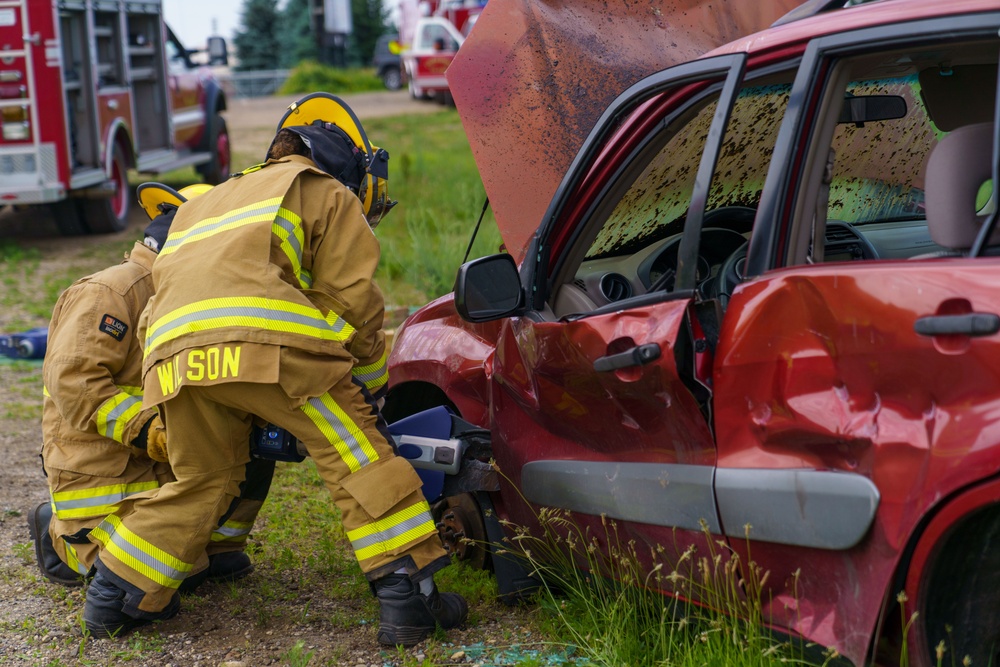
left=350, top=0, right=390, bottom=66
left=279, top=0, right=318, bottom=68
left=233, top=0, right=282, bottom=71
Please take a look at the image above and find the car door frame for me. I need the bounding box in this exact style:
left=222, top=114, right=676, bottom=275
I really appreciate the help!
left=463, top=52, right=757, bottom=597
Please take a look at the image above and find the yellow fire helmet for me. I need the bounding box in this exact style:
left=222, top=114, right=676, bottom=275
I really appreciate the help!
left=274, top=92, right=397, bottom=227
left=137, top=182, right=214, bottom=221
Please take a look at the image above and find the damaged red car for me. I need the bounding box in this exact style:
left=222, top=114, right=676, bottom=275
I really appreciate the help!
left=384, top=1, right=1000, bottom=665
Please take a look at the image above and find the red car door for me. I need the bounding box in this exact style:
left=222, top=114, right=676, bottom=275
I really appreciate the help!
left=712, top=14, right=1000, bottom=664
left=487, top=55, right=750, bottom=573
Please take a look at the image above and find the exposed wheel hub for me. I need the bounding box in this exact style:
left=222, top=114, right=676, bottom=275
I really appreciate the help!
left=433, top=493, right=488, bottom=570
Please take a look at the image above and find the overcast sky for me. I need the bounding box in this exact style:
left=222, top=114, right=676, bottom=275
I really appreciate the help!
left=162, top=0, right=245, bottom=50
left=163, top=0, right=400, bottom=51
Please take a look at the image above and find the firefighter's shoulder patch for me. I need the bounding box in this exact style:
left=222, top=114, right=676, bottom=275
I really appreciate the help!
left=99, top=314, right=128, bottom=341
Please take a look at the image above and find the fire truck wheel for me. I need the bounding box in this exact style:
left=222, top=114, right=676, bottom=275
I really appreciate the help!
left=80, top=144, right=130, bottom=234
left=197, top=115, right=231, bottom=185
left=47, top=199, right=88, bottom=236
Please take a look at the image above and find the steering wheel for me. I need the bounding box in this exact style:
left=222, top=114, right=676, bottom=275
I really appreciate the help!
left=715, top=240, right=749, bottom=309
left=701, top=205, right=757, bottom=232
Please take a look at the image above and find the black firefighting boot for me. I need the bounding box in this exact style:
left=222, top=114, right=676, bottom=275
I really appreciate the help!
left=207, top=551, right=254, bottom=582
left=374, top=574, right=468, bottom=646
left=83, top=559, right=179, bottom=638
left=26, top=502, right=85, bottom=587
left=177, top=551, right=253, bottom=594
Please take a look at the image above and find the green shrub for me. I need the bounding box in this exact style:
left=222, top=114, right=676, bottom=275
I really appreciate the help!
left=279, top=61, right=385, bottom=95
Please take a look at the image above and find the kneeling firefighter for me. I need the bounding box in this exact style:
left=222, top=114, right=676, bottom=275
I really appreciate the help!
left=32, top=183, right=273, bottom=594
left=82, top=92, right=467, bottom=644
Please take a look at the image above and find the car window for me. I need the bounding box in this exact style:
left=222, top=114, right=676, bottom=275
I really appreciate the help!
left=547, top=72, right=797, bottom=317
left=826, top=74, right=935, bottom=225
left=585, top=81, right=791, bottom=261
left=165, top=35, right=189, bottom=75
left=788, top=37, right=999, bottom=266
left=417, top=23, right=458, bottom=51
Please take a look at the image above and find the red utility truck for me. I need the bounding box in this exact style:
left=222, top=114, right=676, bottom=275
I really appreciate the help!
left=0, top=0, right=230, bottom=235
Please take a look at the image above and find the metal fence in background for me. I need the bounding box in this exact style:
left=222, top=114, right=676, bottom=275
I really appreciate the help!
left=218, top=70, right=293, bottom=99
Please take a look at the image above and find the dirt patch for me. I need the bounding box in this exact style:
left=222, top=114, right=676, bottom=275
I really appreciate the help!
left=0, top=92, right=548, bottom=666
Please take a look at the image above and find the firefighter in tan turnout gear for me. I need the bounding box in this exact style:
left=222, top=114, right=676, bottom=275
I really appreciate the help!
left=81, top=93, right=468, bottom=644
left=31, top=184, right=274, bottom=592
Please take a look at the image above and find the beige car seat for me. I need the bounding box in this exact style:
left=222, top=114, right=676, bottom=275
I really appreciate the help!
left=920, top=122, right=996, bottom=257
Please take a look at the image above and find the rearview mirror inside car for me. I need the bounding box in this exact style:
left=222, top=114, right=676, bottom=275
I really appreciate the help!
left=838, top=94, right=907, bottom=126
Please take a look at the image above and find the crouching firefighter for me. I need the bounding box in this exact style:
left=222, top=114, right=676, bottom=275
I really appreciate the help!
left=82, top=92, right=468, bottom=645
left=31, top=183, right=274, bottom=601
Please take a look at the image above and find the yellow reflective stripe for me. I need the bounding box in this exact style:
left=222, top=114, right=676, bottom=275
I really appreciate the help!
left=299, top=268, right=313, bottom=289
left=159, top=197, right=284, bottom=256
left=272, top=206, right=306, bottom=286
left=62, top=541, right=88, bottom=575
left=239, top=163, right=265, bottom=176
left=348, top=500, right=437, bottom=562
left=43, top=385, right=50, bottom=398
left=95, top=390, right=144, bottom=443
left=210, top=519, right=254, bottom=542
left=144, top=296, right=355, bottom=359
left=301, top=393, right=380, bottom=473
left=89, top=514, right=193, bottom=589
left=52, top=481, right=160, bottom=520
left=353, top=352, right=388, bottom=391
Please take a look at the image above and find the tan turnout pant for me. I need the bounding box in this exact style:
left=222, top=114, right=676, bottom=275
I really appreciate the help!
left=92, top=348, right=447, bottom=612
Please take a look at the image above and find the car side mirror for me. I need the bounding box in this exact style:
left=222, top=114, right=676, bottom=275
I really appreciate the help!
left=454, top=254, right=524, bottom=322
left=207, top=36, right=229, bottom=66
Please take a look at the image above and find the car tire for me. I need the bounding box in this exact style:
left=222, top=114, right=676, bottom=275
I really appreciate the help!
left=916, top=505, right=1000, bottom=667
left=79, top=143, right=130, bottom=234
left=408, top=78, right=423, bottom=100
left=382, top=66, right=402, bottom=91
left=197, top=114, right=231, bottom=185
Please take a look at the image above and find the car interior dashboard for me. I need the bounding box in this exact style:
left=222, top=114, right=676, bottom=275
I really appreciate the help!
left=554, top=214, right=949, bottom=319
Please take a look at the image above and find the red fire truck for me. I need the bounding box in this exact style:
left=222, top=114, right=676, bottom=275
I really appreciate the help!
left=0, top=0, right=230, bottom=235
left=399, top=0, right=482, bottom=102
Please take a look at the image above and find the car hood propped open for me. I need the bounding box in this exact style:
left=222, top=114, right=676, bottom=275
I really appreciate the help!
left=446, top=0, right=802, bottom=263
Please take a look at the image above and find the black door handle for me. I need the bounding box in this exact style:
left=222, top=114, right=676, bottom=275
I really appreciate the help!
left=914, top=313, right=1000, bottom=337
left=593, top=343, right=661, bottom=372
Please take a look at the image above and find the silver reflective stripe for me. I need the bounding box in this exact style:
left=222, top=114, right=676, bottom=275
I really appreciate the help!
left=145, top=301, right=354, bottom=358
left=55, top=491, right=129, bottom=512
left=160, top=201, right=282, bottom=254
left=306, top=396, right=375, bottom=468
left=353, top=365, right=386, bottom=386
left=212, top=524, right=250, bottom=539
left=101, top=526, right=189, bottom=582
left=349, top=512, right=432, bottom=552
left=98, top=394, right=142, bottom=442
left=273, top=212, right=303, bottom=261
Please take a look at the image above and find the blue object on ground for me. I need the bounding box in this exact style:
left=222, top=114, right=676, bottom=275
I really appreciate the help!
left=0, top=328, right=48, bottom=359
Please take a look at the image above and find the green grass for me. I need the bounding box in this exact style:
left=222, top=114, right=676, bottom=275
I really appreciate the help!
left=501, top=508, right=833, bottom=667
left=279, top=62, right=387, bottom=96
left=363, top=111, right=503, bottom=304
